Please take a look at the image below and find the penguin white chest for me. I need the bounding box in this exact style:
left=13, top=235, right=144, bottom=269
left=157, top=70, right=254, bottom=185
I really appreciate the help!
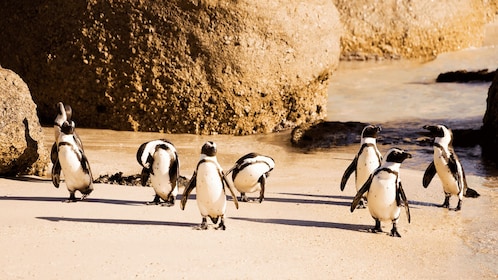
left=150, top=150, right=177, bottom=198
left=433, top=149, right=460, bottom=195
left=196, top=163, right=226, bottom=217
left=367, top=174, right=400, bottom=221
left=58, top=143, right=91, bottom=191
left=356, top=148, right=380, bottom=190
left=233, top=163, right=268, bottom=193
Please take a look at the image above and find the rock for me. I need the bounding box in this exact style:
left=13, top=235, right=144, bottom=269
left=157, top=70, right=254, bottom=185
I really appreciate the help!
left=334, top=0, right=496, bottom=60
left=291, top=120, right=482, bottom=150
left=0, top=67, right=49, bottom=176
left=291, top=120, right=367, bottom=149
left=0, top=0, right=341, bottom=135
left=482, top=71, right=498, bottom=162
left=436, top=69, right=497, bottom=83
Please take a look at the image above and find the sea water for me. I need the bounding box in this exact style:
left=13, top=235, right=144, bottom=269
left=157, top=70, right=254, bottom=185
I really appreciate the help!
left=326, top=37, right=498, bottom=186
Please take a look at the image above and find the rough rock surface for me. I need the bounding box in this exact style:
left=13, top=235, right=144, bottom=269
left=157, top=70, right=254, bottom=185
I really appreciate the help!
left=482, top=71, right=498, bottom=163
left=291, top=121, right=368, bottom=149
left=0, top=67, right=49, bottom=176
left=334, top=0, right=496, bottom=60
left=0, top=0, right=341, bottom=135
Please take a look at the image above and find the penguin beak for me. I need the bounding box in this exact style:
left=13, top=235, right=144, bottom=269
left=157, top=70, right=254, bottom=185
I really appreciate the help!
left=420, top=125, right=437, bottom=137
left=422, top=125, right=445, bottom=138
left=405, top=152, right=412, bottom=159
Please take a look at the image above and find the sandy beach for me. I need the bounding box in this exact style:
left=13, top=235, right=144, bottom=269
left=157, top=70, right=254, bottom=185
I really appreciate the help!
left=0, top=127, right=496, bottom=279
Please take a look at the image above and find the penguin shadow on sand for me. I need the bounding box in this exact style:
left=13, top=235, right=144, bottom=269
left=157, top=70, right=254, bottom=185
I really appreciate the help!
left=0, top=194, right=147, bottom=206
left=268, top=192, right=354, bottom=207
left=36, top=216, right=198, bottom=228
left=231, top=217, right=370, bottom=232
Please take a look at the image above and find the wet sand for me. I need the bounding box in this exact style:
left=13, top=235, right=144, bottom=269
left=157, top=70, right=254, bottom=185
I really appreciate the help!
left=0, top=128, right=496, bottom=279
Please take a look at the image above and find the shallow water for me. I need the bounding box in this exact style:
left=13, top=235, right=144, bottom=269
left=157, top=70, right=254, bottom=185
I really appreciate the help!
left=326, top=44, right=498, bottom=187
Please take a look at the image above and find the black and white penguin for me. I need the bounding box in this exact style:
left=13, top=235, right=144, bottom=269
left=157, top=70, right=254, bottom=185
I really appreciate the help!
left=180, top=141, right=239, bottom=230
left=340, top=125, right=382, bottom=208
left=351, top=147, right=411, bottom=237
left=54, top=121, right=93, bottom=202
left=224, top=153, right=275, bottom=203
left=51, top=102, right=84, bottom=188
left=422, top=124, right=480, bottom=211
left=136, top=139, right=180, bottom=206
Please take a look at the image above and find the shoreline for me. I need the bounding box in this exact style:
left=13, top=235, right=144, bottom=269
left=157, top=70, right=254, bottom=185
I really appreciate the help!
left=0, top=128, right=496, bottom=279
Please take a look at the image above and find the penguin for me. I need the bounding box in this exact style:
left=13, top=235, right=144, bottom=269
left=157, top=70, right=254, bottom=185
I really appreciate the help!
left=422, top=124, right=480, bottom=211
left=54, top=121, right=93, bottom=202
left=180, top=141, right=239, bottom=230
left=340, top=125, right=382, bottom=208
left=51, top=102, right=84, bottom=188
left=136, top=139, right=180, bottom=206
left=224, top=153, right=275, bottom=203
left=351, top=148, right=411, bottom=237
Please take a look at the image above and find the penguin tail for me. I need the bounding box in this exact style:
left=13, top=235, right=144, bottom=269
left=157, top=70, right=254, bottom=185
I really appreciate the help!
left=209, top=216, right=219, bottom=224
left=464, top=187, right=480, bottom=198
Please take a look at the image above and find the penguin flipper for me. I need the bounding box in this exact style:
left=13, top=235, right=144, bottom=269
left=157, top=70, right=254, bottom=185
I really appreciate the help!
left=351, top=174, right=372, bottom=212
left=422, top=161, right=436, bottom=188
left=398, top=182, right=411, bottom=223
left=50, top=142, right=58, bottom=164
left=169, top=152, right=180, bottom=186
left=340, top=157, right=357, bottom=191
left=51, top=160, right=61, bottom=188
left=140, top=168, right=150, bottom=186
left=258, top=175, right=266, bottom=203
left=73, top=132, right=85, bottom=151
left=180, top=172, right=197, bottom=210
left=222, top=171, right=239, bottom=209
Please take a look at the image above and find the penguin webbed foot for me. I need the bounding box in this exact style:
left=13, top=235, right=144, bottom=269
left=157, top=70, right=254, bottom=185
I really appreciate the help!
left=194, top=217, right=209, bottom=230
left=440, top=196, right=450, bottom=209
left=238, top=193, right=264, bottom=203
left=215, top=218, right=226, bottom=230
left=160, top=195, right=175, bottom=207
left=454, top=200, right=462, bottom=211
left=145, top=195, right=161, bottom=205
left=368, top=220, right=383, bottom=233
left=389, top=227, right=402, bottom=238
left=239, top=193, right=250, bottom=202
left=63, top=193, right=78, bottom=203
left=357, top=198, right=367, bottom=209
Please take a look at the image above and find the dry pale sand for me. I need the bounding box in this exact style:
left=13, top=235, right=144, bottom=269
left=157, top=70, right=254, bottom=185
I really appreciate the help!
left=0, top=128, right=496, bottom=279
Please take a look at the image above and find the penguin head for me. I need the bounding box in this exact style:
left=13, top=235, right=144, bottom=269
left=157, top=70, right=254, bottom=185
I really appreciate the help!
left=423, top=124, right=452, bottom=146
left=384, top=148, right=412, bottom=163
left=54, top=102, right=73, bottom=127
left=60, top=121, right=75, bottom=135
left=155, top=143, right=170, bottom=152
left=201, top=141, right=217, bottom=157
left=361, top=125, right=381, bottom=139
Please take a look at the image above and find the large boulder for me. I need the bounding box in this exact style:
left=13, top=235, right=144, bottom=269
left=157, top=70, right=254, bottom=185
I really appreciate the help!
left=334, top=0, right=496, bottom=60
left=482, top=72, right=498, bottom=163
left=0, top=0, right=342, bottom=135
left=0, top=67, right=49, bottom=176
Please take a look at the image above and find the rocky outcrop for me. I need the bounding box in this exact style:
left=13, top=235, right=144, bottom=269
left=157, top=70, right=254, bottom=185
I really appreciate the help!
left=436, top=69, right=497, bottom=83
left=291, top=121, right=368, bottom=149
left=482, top=72, right=498, bottom=163
left=0, top=67, right=49, bottom=176
left=0, top=0, right=341, bottom=135
left=334, top=0, right=496, bottom=60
